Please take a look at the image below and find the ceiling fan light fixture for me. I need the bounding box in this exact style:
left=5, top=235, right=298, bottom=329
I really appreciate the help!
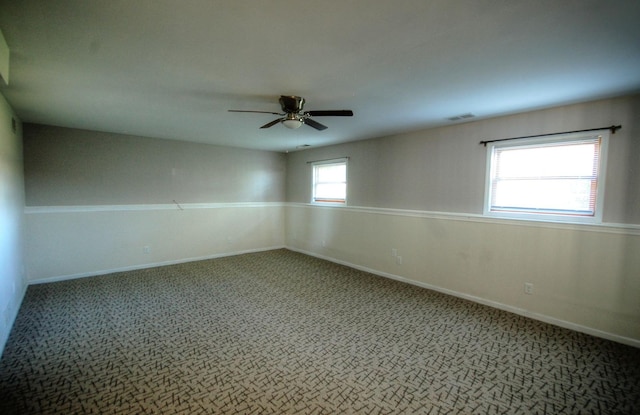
left=282, top=118, right=303, bottom=129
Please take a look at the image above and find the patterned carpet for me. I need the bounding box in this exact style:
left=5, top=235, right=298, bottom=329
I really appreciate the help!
left=1, top=249, right=639, bottom=414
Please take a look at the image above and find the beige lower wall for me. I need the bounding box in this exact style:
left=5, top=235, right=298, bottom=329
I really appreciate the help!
left=25, top=204, right=285, bottom=283
left=21, top=201, right=640, bottom=345
left=286, top=204, right=640, bottom=346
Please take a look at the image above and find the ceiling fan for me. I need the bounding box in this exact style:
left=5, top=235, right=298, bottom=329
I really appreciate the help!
left=228, top=95, right=353, bottom=131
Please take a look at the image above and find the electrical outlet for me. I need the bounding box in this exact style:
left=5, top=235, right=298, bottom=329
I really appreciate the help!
left=524, top=282, right=533, bottom=295
left=396, top=256, right=403, bottom=265
left=143, top=246, right=151, bottom=254
left=391, top=248, right=398, bottom=257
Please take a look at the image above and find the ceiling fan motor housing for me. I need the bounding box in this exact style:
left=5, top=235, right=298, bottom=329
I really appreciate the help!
left=280, top=95, right=305, bottom=113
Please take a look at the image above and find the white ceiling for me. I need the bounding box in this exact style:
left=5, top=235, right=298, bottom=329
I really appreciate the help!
left=1, top=0, right=639, bottom=152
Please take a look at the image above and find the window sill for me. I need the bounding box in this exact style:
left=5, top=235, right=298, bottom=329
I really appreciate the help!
left=484, top=210, right=602, bottom=225
left=311, top=201, right=347, bottom=207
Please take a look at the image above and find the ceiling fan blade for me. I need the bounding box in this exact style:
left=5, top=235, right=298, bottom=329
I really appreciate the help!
left=228, top=110, right=283, bottom=115
left=306, top=110, right=353, bottom=117
left=304, top=118, right=328, bottom=131
left=260, top=118, right=283, bottom=129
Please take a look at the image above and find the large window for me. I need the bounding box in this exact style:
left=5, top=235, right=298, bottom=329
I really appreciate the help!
left=484, top=132, right=608, bottom=223
left=312, top=159, right=347, bottom=204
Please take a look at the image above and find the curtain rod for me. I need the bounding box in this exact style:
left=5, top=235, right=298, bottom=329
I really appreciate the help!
left=306, top=157, right=350, bottom=164
left=479, top=125, right=621, bottom=147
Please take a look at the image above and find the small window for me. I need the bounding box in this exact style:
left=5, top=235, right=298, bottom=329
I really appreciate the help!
left=312, top=159, right=347, bottom=204
left=484, top=132, right=608, bottom=223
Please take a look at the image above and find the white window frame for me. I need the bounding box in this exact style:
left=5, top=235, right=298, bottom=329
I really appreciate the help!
left=311, top=158, right=348, bottom=205
left=483, top=131, right=608, bottom=224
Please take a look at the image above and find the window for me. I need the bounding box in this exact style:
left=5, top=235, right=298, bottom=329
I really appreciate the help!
left=484, top=132, right=608, bottom=223
left=312, top=159, right=347, bottom=204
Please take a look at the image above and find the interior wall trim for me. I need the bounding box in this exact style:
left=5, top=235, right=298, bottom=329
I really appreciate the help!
left=24, top=202, right=640, bottom=236
left=286, top=203, right=640, bottom=236
left=287, top=246, right=640, bottom=349
left=24, top=202, right=285, bottom=214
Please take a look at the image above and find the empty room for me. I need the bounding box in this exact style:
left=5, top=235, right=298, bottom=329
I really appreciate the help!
left=1, top=1, right=639, bottom=414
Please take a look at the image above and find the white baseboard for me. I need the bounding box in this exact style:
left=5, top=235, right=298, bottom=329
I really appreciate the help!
left=28, top=245, right=286, bottom=285
left=287, top=246, right=640, bottom=349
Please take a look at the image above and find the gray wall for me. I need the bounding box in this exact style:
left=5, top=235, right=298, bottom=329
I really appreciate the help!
left=287, top=94, right=640, bottom=225
left=0, top=93, right=26, bottom=357
left=22, top=124, right=287, bottom=282
left=24, top=124, right=286, bottom=206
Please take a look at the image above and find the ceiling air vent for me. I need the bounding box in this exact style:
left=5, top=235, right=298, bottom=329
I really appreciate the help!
left=447, top=113, right=475, bottom=121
